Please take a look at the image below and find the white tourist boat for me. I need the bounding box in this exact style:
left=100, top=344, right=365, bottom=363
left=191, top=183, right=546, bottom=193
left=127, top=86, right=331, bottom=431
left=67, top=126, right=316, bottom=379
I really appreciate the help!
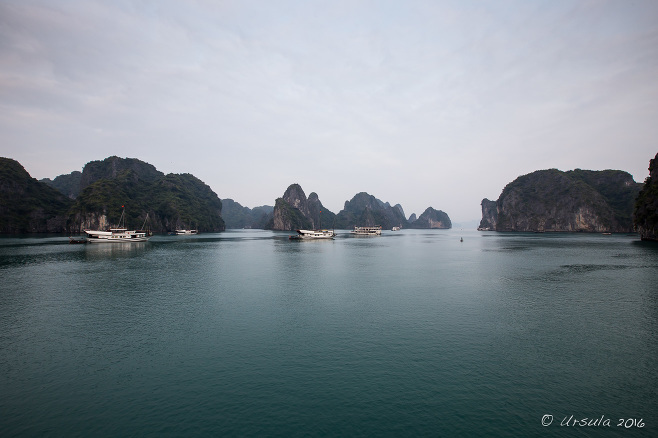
left=175, top=229, right=198, bottom=235
left=85, top=228, right=150, bottom=243
left=350, top=226, right=382, bottom=236
left=289, top=229, right=336, bottom=240
left=84, top=208, right=151, bottom=243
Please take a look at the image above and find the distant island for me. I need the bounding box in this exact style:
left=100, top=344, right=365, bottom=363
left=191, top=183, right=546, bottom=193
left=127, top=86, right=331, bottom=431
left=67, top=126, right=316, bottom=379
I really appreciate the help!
left=221, top=199, right=273, bottom=229
left=265, top=183, right=451, bottom=231
left=478, top=168, right=642, bottom=233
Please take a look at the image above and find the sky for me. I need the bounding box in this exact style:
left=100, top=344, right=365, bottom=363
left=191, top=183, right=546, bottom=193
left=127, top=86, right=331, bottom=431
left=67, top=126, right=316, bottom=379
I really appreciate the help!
left=1, top=0, right=657, bottom=223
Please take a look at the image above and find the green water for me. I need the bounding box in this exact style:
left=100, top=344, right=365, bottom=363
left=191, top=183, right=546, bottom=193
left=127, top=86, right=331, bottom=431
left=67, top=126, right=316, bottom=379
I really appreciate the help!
left=1, top=229, right=656, bottom=437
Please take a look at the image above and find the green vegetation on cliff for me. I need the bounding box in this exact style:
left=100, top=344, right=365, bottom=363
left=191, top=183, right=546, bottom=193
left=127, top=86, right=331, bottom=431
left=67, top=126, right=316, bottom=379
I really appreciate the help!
left=480, top=168, right=641, bottom=232
left=334, top=192, right=408, bottom=229
left=5, top=156, right=225, bottom=233
left=0, top=157, right=73, bottom=233
left=80, top=156, right=162, bottom=188
left=568, top=169, right=641, bottom=228
left=72, top=165, right=225, bottom=232
left=41, top=171, right=82, bottom=199
left=221, top=199, right=272, bottom=229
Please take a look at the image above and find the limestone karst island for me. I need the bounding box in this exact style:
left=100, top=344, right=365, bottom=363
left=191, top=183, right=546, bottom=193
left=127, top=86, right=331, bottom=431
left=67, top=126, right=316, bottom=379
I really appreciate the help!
left=476, top=152, right=657, bottom=240
left=1, top=153, right=657, bottom=241
left=0, top=156, right=450, bottom=235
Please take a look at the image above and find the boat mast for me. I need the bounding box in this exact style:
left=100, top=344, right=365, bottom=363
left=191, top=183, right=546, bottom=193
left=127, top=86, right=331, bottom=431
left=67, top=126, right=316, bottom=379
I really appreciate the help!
left=118, top=206, right=126, bottom=229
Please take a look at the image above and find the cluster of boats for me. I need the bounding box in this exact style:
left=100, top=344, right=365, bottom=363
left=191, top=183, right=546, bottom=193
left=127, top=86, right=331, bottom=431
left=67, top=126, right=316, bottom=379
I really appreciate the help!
left=70, top=207, right=389, bottom=243
left=72, top=228, right=198, bottom=244
left=289, top=226, right=383, bottom=240
left=69, top=208, right=198, bottom=244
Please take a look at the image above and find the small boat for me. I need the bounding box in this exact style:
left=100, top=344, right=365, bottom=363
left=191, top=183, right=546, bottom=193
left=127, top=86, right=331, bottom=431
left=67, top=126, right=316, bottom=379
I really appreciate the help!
left=350, top=226, right=382, bottom=236
left=289, top=229, right=335, bottom=240
left=602, top=232, right=612, bottom=235
left=175, top=229, right=198, bottom=235
left=392, top=226, right=401, bottom=231
left=460, top=237, right=463, bottom=242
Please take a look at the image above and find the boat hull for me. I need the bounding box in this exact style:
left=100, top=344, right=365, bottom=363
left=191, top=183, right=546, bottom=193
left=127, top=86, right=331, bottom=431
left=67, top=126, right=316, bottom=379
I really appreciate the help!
left=86, top=235, right=150, bottom=243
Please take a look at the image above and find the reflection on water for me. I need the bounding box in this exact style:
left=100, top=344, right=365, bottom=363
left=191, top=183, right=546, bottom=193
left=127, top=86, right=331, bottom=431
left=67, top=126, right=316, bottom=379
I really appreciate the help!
left=84, top=242, right=150, bottom=259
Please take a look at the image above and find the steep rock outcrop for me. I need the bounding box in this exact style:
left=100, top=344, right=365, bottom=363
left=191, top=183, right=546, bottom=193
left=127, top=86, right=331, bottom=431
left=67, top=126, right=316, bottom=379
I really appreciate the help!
left=283, top=184, right=311, bottom=218
left=270, top=197, right=312, bottom=231
left=634, top=152, right=658, bottom=241
left=479, top=169, right=641, bottom=232
left=478, top=199, right=498, bottom=230
left=266, top=184, right=335, bottom=231
left=408, top=207, right=452, bottom=229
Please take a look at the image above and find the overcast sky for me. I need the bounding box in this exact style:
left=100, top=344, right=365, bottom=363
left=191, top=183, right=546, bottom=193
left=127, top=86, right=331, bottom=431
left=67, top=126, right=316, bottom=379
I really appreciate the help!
left=1, top=0, right=657, bottom=222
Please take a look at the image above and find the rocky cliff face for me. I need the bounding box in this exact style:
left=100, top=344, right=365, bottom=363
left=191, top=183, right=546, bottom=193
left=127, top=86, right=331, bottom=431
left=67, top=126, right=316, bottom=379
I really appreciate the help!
left=634, top=152, right=658, bottom=241
left=478, top=199, right=498, bottom=230
left=267, top=184, right=335, bottom=231
left=270, top=197, right=312, bottom=231
left=283, top=184, right=311, bottom=219
left=479, top=169, right=641, bottom=232
left=408, top=207, right=451, bottom=229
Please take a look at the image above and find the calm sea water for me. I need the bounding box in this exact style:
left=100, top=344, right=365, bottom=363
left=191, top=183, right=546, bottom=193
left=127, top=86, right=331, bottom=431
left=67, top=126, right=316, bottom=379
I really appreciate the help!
left=1, top=229, right=656, bottom=437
